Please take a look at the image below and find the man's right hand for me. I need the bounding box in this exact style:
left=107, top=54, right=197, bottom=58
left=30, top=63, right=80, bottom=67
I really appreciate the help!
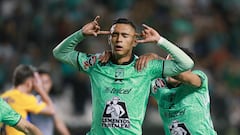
left=82, top=16, right=110, bottom=36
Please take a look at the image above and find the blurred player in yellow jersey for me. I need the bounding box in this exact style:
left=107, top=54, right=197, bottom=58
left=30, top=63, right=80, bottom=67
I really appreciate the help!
left=0, top=98, right=42, bottom=135
left=1, top=64, right=55, bottom=135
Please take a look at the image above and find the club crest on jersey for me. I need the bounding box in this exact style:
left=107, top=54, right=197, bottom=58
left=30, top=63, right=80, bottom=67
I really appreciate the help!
left=169, top=120, right=191, bottom=135
left=102, top=97, right=130, bottom=128
left=151, top=78, right=167, bottom=93
left=114, top=68, right=124, bottom=84
left=83, top=55, right=97, bottom=69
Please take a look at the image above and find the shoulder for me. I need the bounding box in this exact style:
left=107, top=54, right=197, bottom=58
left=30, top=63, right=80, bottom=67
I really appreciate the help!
left=79, top=52, right=101, bottom=61
left=79, top=53, right=102, bottom=70
left=0, top=98, right=8, bottom=108
left=1, top=90, right=16, bottom=99
left=19, top=93, right=39, bottom=103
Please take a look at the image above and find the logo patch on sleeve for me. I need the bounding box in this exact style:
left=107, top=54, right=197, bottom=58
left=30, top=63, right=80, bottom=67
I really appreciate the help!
left=151, top=78, right=167, bottom=93
left=83, top=55, right=97, bottom=69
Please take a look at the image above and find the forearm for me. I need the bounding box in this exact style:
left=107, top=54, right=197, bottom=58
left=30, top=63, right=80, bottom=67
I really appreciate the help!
left=53, top=29, right=85, bottom=68
left=156, top=37, right=194, bottom=76
left=26, top=125, right=42, bottom=135
left=54, top=115, right=71, bottom=135
left=15, top=118, right=42, bottom=135
left=36, top=88, right=55, bottom=115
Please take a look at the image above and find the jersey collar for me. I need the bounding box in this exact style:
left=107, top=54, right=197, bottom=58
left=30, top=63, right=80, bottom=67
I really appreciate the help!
left=110, top=54, right=135, bottom=65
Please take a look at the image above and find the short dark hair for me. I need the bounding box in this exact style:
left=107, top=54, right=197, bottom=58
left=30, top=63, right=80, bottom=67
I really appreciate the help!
left=37, top=68, right=50, bottom=75
left=112, top=18, right=136, bottom=30
left=13, top=64, right=35, bottom=86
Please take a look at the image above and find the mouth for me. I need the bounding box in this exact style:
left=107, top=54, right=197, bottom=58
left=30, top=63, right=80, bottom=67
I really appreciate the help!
left=114, top=45, right=123, bottom=51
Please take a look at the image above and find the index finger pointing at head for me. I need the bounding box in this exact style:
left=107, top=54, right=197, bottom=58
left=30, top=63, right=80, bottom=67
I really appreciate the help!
left=142, top=24, right=151, bottom=29
left=98, top=31, right=111, bottom=35
left=94, top=16, right=100, bottom=22
left=135, top=33, right=142, bottom=37
left=166, top=54, right=171, bottom=60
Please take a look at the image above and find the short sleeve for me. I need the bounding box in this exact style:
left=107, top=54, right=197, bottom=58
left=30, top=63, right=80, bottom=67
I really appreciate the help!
left=24, top=96, right=47, bottom=114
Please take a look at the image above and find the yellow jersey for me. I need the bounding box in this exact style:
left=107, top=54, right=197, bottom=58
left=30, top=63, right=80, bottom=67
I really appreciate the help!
left=1, top=89, right=46, bottom=135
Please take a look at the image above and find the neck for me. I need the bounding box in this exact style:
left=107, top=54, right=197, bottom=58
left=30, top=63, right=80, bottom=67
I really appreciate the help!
left=15, top=85, right=30, bottom=93
left=111, top=54, right=133, bottom=65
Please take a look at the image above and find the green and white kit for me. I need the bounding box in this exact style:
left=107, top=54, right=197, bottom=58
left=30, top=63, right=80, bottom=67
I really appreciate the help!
left=53, top=30, right=193, bottom=135
left=151, top=70, right=217, bottom=135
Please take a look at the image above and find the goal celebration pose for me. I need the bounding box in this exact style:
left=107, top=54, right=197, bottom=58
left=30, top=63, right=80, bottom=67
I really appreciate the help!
left=53, top=16, right=193, bottom=135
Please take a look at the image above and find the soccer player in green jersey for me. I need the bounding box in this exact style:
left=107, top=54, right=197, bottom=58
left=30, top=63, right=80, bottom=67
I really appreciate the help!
left=0, top=98, right=42, bottom=135
left=53, top=16, right=194, bottom=135
left=136, top=48, right=217, bottom=135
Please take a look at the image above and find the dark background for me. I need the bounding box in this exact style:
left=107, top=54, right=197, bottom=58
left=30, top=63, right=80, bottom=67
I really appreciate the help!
left=1, top=0, right=240, bottom=134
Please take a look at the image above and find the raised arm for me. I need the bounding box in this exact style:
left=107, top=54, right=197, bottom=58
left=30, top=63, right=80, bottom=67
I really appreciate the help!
left=174, top=71, right=202, bottom=87
left=52, top=16, right=110, bottom=69
left=135, top=53, right=201, bottom=87
left=32, top=72, right=55, bottom=115
left=165, top=53, right=202, bottom=87
left=136, top=24, right=194, bottom=77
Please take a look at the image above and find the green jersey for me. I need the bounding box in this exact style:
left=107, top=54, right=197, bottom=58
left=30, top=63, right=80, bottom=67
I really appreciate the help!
left=151, top=70, right=217, bottom=135
left=53, top=30, right=194, bottom=135
left=83, top=55, right=163, bottom=135
left=0, top=98, right=21, bottom=126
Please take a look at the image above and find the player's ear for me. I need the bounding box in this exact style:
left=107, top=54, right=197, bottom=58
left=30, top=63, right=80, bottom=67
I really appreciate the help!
left=133, top=33, right=140, bottom=47
left=133, top=42, right=137, bottom=47
left=26, top=78, right=33, bottom=90
left=133, top=38, right=138, bottom=47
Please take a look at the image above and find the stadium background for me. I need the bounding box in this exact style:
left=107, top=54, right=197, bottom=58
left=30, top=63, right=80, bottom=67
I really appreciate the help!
left=0, top=0, right=240, bottom=134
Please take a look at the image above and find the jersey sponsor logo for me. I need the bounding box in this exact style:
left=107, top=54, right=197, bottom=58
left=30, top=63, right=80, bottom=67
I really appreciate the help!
left=114, top=68, right=124, bottom=84
left=164, top=109, right=186, bottom=118
left=105, top=87, right=132, bottom=94
left=151, top=78, right=167, bottom=93
left=169, top=120, right=191, bottom=135
left=102, top=97, right=130, bottom=128
left=83, top=55, right=97, bottom=69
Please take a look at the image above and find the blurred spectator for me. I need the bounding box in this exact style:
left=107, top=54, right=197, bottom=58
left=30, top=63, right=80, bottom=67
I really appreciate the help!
left=1, top=64, right=55, bottom=135
left=30, top=68, right=70, bottom=135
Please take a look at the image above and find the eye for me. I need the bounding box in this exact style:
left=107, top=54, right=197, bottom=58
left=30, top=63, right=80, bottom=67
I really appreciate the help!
left=111, top=33, right=118, bottom=37
left=122, top=33, right=130, bottom=38
left=122, top=34, right=128, bottom=38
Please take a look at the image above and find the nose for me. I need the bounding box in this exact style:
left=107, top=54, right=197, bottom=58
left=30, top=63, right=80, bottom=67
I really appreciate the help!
left=116, top=35, right=123, bottom=42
